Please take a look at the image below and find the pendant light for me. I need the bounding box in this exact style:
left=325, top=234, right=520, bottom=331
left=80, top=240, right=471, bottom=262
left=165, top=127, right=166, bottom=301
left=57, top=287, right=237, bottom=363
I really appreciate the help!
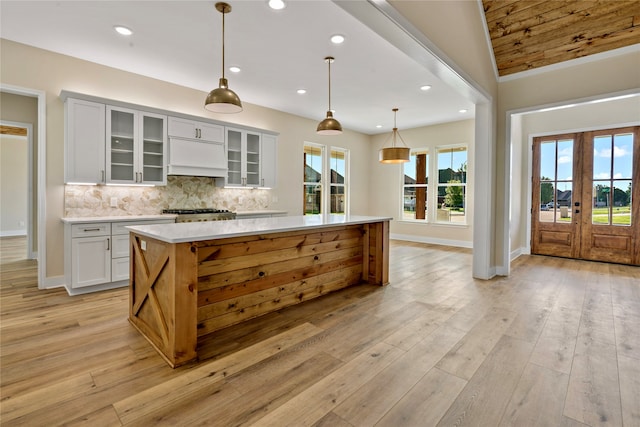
left=317, top=56, right=342, bottom=135
left=205, top=2, right=242, bottom=113
left=379, top=108, right=410, bottom=163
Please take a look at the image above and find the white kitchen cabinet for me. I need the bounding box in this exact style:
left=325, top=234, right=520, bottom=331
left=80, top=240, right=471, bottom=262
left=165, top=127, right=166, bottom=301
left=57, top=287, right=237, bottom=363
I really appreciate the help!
left=261, top=134, right=278, bottom=188
left=63, top=217, right=175, bottom=295
left=64, top=98, right=106, bottom=184
left=168, top=116, right=224, bottom=143
left=225, top=127, right=262, bottom=187
left=69, top=223, right=111, bottom=288
left=106, top=106, right=167, bottom=185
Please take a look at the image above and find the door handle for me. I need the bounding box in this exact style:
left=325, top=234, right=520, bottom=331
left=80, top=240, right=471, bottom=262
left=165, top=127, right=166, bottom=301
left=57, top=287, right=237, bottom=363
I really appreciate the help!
left=575, top=209, right=580, bottom=214
left=106, top=238, right=110, bottom=251
left=574, top=202, right=580, bottom=207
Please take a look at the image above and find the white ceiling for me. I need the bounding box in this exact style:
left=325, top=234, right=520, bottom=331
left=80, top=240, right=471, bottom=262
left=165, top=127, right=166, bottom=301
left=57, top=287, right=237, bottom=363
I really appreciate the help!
left=0, top=0, right=476, bottom=135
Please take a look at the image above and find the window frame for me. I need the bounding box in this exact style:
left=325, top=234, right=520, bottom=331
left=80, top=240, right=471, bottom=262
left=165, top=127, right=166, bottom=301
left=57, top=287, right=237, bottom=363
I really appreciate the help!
left=436, top=144, right=468, bottom=225
left=303, top=142, right=350, bottom=215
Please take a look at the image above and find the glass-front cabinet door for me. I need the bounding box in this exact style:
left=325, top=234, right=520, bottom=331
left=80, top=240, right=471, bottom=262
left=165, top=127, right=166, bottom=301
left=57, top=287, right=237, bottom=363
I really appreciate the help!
left=140, top=113, right=167, bottom=185
left=106, top=106, right=166, bottom=185
left=226, top=127, right=262, bottom=187
left=245, top=132, right=261, bottom=186
left=227, top=129, right=243, bottom=186
left=107, top=107, right=136, bottom=183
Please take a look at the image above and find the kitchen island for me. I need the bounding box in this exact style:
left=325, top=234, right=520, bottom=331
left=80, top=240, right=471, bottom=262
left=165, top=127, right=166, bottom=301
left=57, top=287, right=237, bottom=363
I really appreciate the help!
left=126, top=214, right=390, bottom=367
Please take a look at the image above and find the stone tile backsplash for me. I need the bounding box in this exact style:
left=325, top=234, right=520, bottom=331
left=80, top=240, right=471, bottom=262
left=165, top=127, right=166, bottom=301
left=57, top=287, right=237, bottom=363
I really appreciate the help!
left=65, top=176, right=271, bottom=217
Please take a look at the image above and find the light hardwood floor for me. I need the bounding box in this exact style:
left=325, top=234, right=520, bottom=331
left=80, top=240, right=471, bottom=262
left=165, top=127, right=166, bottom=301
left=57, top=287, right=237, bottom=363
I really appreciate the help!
left=1, top=237, right=638, bottom=426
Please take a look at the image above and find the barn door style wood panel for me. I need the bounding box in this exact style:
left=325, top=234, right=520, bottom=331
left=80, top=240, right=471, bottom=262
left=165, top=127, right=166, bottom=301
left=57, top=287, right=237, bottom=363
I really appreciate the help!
left=531, top=133, right=582, bottom=259
left=579, top=127, right=639, bottom=265
left=128, top=234, right=198, bottom=368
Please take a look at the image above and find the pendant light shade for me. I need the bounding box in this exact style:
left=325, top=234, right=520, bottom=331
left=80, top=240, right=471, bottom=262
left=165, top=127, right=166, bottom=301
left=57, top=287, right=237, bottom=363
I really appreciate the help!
left=205, top=2, right=242, bottom=113
left=317, top=57, right=342, bottom=135
left=379, top=108, right=410, bottom=164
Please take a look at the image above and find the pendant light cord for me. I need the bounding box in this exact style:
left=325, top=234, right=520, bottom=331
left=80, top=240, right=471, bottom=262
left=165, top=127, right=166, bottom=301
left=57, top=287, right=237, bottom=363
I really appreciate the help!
left=221, top=8, right=226, bottom=80
left=327, top=58, right=332, bottom=111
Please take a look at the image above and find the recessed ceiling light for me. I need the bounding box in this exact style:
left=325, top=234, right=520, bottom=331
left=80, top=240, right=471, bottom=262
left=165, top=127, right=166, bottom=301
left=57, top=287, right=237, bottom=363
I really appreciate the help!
left=268, top=0, right=286, bottom=10
left=229, top=66, right=241, bottom=73
left=114, top=25, right=133, bottom=36
left=376, top=125, right=382, bottom=128
left=330, top=34, right=345, bottom=44
left=459, top=109, right=468, bottom=113
left=420, top=85, right=432, bottom=91
left=297, top=89, right=307, bottom=94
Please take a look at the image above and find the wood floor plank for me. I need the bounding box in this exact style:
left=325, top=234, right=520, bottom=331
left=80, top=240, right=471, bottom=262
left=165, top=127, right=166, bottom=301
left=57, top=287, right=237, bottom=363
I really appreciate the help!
left=333, top=325, right=466, bottom=425
left=563, top=338, right=622, bottom=426
left=375, top=367, right=467, bottom=427
left=617, top=353, right=640, bottom=427
left=113, top=322, right=324, bottom=424
left=249, top=342, right=403, bottom=427
left=436, top=335, right=535, bottom=426
left=499, top=363, right=570, bottom=426
left=0, top=373, right=96, bottom=423
left=436, top=307, right=518, bottom=380
left=529, top=304, right=582, bottom=375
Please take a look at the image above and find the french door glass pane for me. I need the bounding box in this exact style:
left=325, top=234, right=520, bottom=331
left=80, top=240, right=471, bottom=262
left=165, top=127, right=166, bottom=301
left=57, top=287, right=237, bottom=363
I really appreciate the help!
left=592, top=132, right=633, bottom=226
left=539, top=138, right=573, bottom=223
left=613, top=133, right=633, bottom=179
left=557, top=139, right=573, bottom=180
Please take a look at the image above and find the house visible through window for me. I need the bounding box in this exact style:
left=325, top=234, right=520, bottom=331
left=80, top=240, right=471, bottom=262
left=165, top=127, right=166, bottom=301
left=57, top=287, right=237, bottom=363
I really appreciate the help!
left=403, top=149, right=428, bottom=221
left=304, top=144, right=323, bottom=214
left=304, top=143, right=349, bottom=215
left=330, top=148, right=347, bottom=214
left=437, top=146, right=467, bottom=223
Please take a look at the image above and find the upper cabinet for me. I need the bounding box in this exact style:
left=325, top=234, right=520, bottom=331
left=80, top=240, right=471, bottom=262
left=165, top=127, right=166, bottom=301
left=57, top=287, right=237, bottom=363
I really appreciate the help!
left=62, top=92, right=277, bottom=187
left=166, top=117, right=227, bottom=178
left=106, top=106, right=167, bottom=185
left=261, top=134, right=278, bottom=189
left=168, top=117, right=224, bottom=143
left=225, top=128, right=278, bottom=188
left=226, top=127, right=261, bottom=187
left=64, top=98, right=106, bottom=184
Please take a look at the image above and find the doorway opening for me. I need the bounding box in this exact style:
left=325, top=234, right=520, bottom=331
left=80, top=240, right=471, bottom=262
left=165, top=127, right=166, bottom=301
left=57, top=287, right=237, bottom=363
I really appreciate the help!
left=0, top=122, right=34, bottom=261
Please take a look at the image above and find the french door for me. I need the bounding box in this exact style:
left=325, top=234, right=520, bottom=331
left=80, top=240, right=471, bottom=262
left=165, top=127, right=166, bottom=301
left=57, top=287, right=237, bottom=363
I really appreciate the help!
left=531, top=126, right=640, bottom=265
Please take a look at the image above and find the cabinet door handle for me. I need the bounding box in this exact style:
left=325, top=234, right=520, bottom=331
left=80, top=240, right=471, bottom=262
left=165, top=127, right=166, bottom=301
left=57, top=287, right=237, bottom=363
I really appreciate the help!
left=83, top=228, right=101, bottom=232
left=261, top=178, right=264, bottom=187
left=106, top=238, right=110, bottom=251
left=101, top=170, right=105, bottom=183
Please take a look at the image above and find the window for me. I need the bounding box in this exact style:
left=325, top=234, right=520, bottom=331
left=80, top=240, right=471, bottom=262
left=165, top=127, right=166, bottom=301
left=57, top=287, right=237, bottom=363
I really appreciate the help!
left=437, top=146, right=467, bottom=223
left=330, top=148, right=348, bottom=214
left=304, top=143, right=349, bottom=215
left=403, top=149, right=428, bottom=221
left=304, top=144, right=323, bottom=214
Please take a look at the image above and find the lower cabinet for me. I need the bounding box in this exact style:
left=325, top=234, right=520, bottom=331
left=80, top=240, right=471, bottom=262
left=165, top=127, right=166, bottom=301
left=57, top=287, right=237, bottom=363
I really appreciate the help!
left=70, top=224, right=111, bottom=288
left=64, top=217, right=174, bottom=295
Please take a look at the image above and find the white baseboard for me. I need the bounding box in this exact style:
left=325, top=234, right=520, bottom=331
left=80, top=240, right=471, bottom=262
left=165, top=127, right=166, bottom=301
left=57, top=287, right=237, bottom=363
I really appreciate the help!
left=0, top=230, right=27, bottom=237
left=390, top=233, right=473, bottom=249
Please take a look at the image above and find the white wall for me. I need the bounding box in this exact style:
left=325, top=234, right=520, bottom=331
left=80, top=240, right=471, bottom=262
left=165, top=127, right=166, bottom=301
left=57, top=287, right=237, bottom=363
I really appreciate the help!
left=0, top=134, right=28, bottom=236
left=369, top=119, right=475, bottom=246
left=509, top=94, right=640, bottom=256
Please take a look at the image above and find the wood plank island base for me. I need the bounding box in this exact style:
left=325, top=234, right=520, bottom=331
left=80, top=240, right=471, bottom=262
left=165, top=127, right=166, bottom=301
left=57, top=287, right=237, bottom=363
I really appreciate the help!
left=127, top=215, right=390, bottom=367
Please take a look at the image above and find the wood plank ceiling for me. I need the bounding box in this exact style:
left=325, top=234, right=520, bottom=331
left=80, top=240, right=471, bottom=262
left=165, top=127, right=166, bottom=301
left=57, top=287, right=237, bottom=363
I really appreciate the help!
left=482, top=0, right=640, bottom=76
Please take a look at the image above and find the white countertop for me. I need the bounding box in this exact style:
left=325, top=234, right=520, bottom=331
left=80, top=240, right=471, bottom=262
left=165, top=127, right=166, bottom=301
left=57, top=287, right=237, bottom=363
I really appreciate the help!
left=61, top=214, right=177, bottom=224
left=235, top=210, right=288, bottom=216
left=127, top=214, right=391, bottom=244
